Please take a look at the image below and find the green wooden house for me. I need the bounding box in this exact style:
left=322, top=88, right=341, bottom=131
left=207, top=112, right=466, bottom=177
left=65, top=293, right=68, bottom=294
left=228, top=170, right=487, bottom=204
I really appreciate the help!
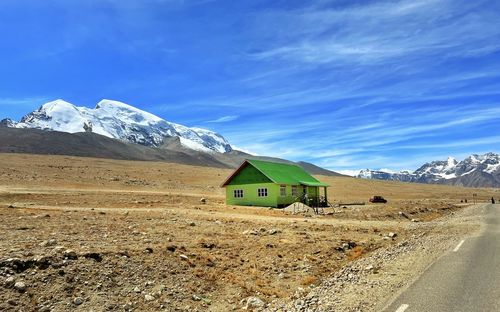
left=221, top=159, right=329, bottom=208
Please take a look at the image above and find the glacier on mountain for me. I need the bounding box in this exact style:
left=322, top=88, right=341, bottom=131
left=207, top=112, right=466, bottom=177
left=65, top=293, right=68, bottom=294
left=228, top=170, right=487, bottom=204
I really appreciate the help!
left=6, top=99, right=233, bottom=153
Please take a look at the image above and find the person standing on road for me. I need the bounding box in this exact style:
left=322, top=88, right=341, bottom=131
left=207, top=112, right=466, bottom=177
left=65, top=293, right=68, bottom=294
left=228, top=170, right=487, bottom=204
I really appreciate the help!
left=492, top=197, right=496, bottom=204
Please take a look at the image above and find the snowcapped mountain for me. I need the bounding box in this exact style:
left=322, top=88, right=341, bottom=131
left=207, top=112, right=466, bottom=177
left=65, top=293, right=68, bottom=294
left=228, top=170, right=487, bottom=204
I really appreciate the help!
left=355, top=153, right=500, bottom=187
left=357, top=169, right=415, bottom=182
left=3, top=99, right=233, bottom=153
left=413, top=156, right=459, bottom=181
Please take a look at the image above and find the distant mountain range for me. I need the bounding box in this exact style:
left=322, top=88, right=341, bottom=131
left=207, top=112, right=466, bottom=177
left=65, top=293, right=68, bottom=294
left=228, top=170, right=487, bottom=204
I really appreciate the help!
left=0, top=99, right=342, bottom=177
left=1, top=99, right=498, bottom=187
left=356, top=153, right=500, bottom=188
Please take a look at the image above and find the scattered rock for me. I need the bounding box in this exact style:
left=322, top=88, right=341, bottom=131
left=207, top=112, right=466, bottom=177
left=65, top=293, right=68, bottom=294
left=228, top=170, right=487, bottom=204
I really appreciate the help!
left=336, top=241, right=357, bottom=251
left=200, top=198, right=206, bottom=204
left=189, top=222, right=196, bottom=226
left=241, top=296, right=265, bottom=310
left=133, top=286, right=141, bottom=293
left=192, top=294, right=202, bottom=301
left=53, top=246, right=65, bottom=253
left=73, top=297, right=84, bottom=305
left=268, top=228, right=281, bottom=235
left=39, top=239, right=57, bottom=247
left=295, top=299, right=305, bottom=310
left=201, top=242, right=216, bottom=249
left=34, top=256, right=52, bottom=269
left=144, top=294, right=155, bottom=301
left=38, top=305, right=51, bottom=312
left=63, top=249, right=78, bottom=260
left=14, top=281, right=26, bottom=292
left=5, top=276, right=15, bottom=286
left=388, top=232, right=397, bottom=238
left=242, top=229, right=259, bottom=235
left=8, top=205, right=15, bottom=208
left=398, top=211, right=410, bottom=219
left=180, top=254, right=189, bottom=260
left=166, top=245, right=177, bottom=252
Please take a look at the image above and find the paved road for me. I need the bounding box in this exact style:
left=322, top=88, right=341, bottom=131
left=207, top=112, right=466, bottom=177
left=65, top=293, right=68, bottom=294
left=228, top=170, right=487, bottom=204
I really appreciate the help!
left=384, top=204, right=500, bottom=312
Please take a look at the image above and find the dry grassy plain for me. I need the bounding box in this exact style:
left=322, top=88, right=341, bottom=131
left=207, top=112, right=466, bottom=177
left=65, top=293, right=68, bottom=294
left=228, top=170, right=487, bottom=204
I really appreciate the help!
left=0, top=153, right=498, bottom=311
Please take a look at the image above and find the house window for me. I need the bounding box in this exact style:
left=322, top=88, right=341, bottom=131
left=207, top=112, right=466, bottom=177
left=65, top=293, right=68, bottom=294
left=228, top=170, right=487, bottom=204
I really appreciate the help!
left=291, top=185, right=298, bottom=196
left=280, top=185, right=286, bottom=197
left=233, top=189, right=244, bottom=198
left=257, top=188, right=268, bottom=197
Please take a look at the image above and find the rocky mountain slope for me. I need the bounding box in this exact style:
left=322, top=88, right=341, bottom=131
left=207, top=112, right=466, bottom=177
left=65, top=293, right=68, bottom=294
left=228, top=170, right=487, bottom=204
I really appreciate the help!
left=2, top=99, right=232, bottom=153
left=0, top=124, right=341, bottom=176
left=356, top=153, right=500, bottom=187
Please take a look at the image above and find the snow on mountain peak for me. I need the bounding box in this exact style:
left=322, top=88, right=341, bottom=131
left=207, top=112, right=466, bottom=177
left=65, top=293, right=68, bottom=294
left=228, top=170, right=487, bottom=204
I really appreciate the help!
left=447, top=156, right=457, bottom=166
left=10, top=99, right=233, bottom=153
left=356, top=152, right=499, bottom=185
left=40, top=99, right=76, bottom=111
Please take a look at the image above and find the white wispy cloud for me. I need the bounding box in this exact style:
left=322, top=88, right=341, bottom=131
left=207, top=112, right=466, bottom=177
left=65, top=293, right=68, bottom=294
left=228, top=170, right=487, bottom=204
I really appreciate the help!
left=251, top=0, right=500, bottom=65
left=206, top=115, right=239, bottom=123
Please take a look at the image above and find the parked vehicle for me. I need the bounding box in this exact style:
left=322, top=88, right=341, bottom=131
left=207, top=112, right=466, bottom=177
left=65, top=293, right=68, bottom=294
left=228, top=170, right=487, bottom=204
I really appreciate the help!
left=369, top=195, right=387, bottom=203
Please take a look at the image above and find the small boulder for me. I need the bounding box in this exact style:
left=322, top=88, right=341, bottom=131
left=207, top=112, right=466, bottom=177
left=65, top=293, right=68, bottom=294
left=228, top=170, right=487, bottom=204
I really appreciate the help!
left=5, top=276, right=15, bottom=286
left=200, top=198, right=207, bottom=204
left=73, top=297, right=84, bottom=305
left=268, top=228, right=281, bottom=235
left=144, top=294, right=155, bottom=301
left=192, top=294, right=202, bottom=301
left=14, top=281, right=26, bottom=292
left=398, top=211, right=410, bottom=219
left=39, top=239, right=57, bottom=247
left=63, top=249, right=78, bottom=260
left=242, top=229, right=259, bottom=235
left=242, top=296, right=265, bottom=310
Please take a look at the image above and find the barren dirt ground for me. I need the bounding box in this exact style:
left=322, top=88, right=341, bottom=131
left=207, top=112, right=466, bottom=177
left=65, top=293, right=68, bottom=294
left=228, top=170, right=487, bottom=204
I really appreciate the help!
left=0, top=154, right=498, bottom=312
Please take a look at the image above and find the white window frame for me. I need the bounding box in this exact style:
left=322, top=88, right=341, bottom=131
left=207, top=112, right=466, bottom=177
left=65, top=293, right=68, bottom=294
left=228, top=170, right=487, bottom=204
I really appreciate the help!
left=291, top=185, right=298, bottom=196
left=280, top=185, right=286, bottom=197
left=257, top=188, right=268, bottom=197
left=233, top=189, right=244, bottom=198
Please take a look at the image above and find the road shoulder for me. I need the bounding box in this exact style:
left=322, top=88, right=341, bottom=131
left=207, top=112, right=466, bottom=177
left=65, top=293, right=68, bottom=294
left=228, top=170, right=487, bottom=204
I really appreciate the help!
left=267, top=204, right=485, bottom=312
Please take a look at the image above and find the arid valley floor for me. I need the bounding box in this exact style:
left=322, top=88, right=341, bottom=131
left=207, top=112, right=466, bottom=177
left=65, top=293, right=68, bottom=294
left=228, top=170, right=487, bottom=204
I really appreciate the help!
left=1, top=154, right=498, bottom=312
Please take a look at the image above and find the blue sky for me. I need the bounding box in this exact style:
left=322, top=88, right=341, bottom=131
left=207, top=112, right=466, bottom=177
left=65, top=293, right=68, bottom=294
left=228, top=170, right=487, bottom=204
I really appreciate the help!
left=1, top=0, right=500, bottom=173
